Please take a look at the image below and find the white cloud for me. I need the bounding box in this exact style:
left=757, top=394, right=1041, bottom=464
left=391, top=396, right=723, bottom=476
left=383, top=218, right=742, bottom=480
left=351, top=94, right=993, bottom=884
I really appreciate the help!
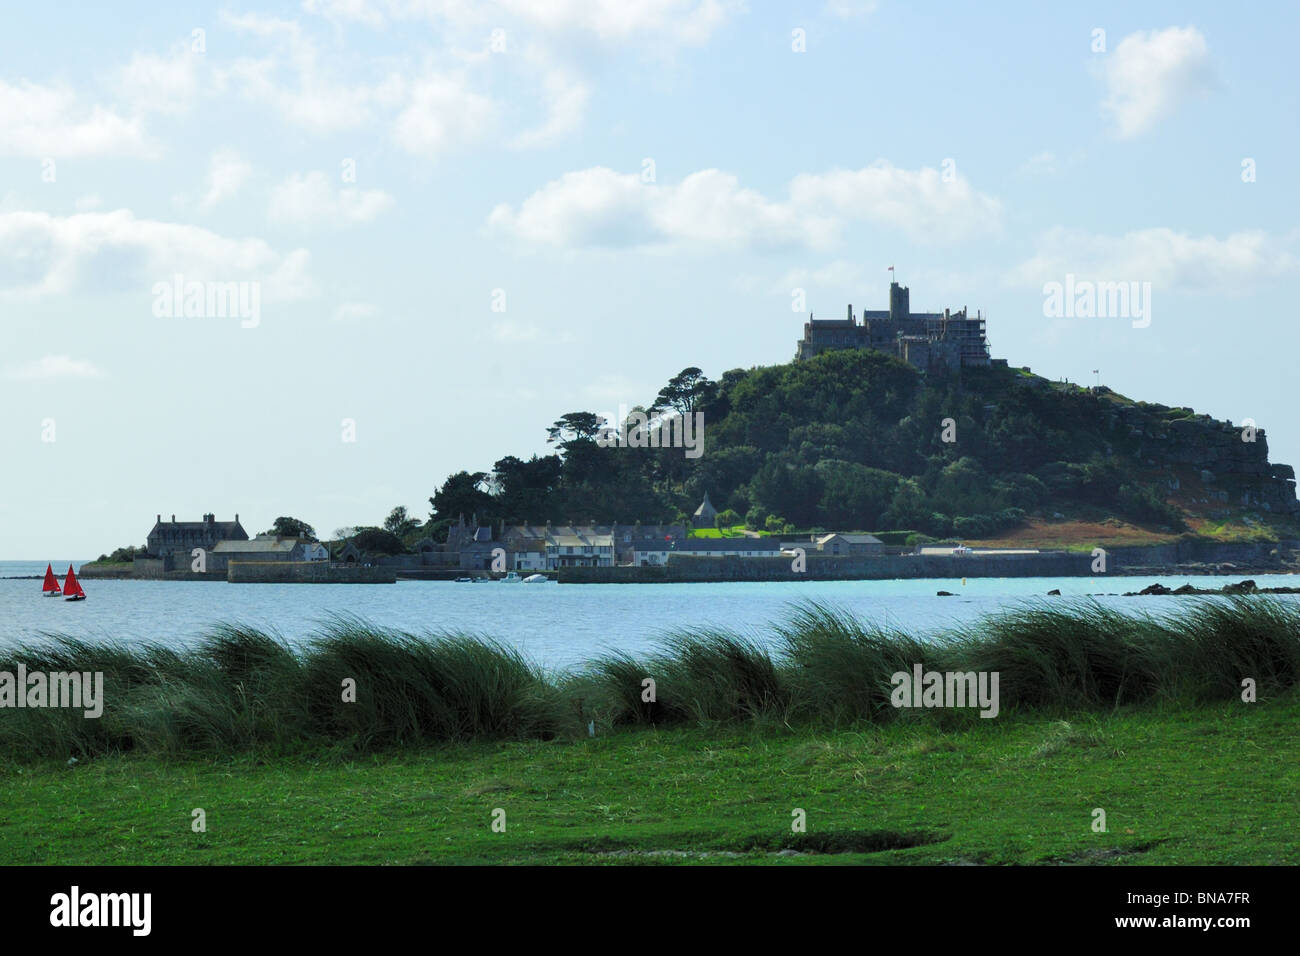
left=302, top=0, right=389, bottom=29
left=302, top=0, right=737, bottom=46
left=509, top=66, right=589, bottom=149
left=1101, top=26, right=1218, bottom=138
left=202, top=150, right=254, bottom=210
left=493, top=0, right=736, bottom=45
left=1006, top=227, right=1298, bottom=290
left=115, top=46, right=201, bottom=116
left=3, top=354, right=105, bottom=382
left=393, top=72, right=497, bottom=156
left=333, top=301, right=378, bottom=321
left=0, top=79, right=148, bottom=158
left=0, top=209, right=316, bottom=302
left=268, top=171, right=394, bottom=225
left=222, top=12, right=404, bottom=133
left=790, top=162, right=1002, bottom=241
left=489, top=161, right=1001, bottom=250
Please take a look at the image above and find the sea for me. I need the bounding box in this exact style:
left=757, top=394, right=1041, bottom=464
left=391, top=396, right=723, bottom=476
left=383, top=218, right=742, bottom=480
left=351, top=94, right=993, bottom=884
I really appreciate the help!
left=2, top=561, right=1297, bottom=671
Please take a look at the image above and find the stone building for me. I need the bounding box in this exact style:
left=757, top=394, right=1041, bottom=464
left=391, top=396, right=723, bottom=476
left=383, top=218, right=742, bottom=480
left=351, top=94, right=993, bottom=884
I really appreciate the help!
left=208, top=536, right=327, bottom=572
left=632, top=535, right=783, bottom=566
left=812, top=532, right=884, bottom=555
left=795, top=282, right=991, bottom=372
left=146, top=513, right=247, bottom=559
left=444, top=514, right=689, bottom=569
left=693, top=492, right=719, bottom=525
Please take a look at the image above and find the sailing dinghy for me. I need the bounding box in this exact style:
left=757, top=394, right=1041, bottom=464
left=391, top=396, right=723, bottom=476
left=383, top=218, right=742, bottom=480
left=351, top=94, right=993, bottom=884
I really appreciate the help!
left=42, top=563, right=61, bottom=596
left=63, top=565, right=86, bottom=602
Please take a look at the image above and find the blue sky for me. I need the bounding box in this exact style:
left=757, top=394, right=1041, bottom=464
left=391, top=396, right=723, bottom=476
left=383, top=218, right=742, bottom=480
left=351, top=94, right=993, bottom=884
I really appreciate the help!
left=2, top=1, right=1297, bottom=557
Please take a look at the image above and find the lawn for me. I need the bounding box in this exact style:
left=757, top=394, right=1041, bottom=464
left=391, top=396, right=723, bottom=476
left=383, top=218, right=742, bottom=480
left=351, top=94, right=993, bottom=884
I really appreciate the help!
left=3, top=693, right=1296, bottom=865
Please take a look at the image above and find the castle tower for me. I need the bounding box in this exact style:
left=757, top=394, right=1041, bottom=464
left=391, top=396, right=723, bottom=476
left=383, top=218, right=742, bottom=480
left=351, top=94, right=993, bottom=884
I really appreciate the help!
left=888, top=282, right=910, bottom=320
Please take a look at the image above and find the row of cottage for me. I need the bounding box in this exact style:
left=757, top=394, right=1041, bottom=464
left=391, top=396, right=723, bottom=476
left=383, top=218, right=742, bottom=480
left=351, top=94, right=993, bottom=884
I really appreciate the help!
left=139, top=498, right=888, bottom=574
left=438, top=494, right=885, bottom=570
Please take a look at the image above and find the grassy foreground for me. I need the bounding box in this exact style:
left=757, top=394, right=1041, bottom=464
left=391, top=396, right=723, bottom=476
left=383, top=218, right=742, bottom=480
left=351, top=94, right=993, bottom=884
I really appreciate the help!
left=2, top=693, right=1297, bottom=865
left=4, top=598, right=1300, bottom=756
left=3, top=598, right=1298, bottom=864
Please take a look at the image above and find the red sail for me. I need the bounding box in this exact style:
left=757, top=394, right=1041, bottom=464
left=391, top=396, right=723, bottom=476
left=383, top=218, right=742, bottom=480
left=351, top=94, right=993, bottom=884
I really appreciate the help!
left=63, top=565, right=84, bottom=598
left=42, top=563, right=61, bottom=594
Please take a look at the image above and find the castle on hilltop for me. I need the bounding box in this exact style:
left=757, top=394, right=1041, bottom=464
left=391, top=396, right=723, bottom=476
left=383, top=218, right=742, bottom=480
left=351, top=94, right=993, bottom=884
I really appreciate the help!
left=796, top=282, right=998, bottom=372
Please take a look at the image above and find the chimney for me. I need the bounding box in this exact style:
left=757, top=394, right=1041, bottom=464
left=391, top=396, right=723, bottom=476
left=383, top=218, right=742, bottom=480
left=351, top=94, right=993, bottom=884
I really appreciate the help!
left=235, top=513, right=239, bottom=523
left=156, top=514, right=161, bottom=524
left=171, top=514, right=176, bottom=522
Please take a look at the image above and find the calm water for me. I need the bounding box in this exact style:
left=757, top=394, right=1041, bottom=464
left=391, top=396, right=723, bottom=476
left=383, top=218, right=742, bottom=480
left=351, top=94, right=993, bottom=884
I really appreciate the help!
left=3, top=562, right=1297, bottom=670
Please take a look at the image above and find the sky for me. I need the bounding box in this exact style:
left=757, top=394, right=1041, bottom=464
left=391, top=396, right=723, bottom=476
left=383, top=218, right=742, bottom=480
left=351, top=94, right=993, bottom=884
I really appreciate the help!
left=1, top=1, right=1298, bottom=558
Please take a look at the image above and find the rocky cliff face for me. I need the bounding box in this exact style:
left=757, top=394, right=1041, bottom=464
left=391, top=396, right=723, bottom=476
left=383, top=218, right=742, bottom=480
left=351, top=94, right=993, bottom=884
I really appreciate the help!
left=1108, top=403, right=1298, bottom=515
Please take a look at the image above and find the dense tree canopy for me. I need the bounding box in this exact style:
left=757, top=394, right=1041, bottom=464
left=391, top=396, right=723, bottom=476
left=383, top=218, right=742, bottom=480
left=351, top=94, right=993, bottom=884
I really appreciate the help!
left=420, top=355, right=1187, bottom=536
left=264, top=516, right=317, bottom=540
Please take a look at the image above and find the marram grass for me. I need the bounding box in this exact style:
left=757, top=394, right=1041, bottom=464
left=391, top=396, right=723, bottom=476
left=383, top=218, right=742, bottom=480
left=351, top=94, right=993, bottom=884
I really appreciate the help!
left=1, top=598, right=1297, bottom=758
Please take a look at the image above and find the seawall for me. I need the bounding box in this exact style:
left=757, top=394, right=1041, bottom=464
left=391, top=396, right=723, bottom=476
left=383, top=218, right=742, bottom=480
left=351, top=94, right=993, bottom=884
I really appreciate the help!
left=227, top=561, right=396, bottom=583
left=559, top=551, right=1099, bottom=583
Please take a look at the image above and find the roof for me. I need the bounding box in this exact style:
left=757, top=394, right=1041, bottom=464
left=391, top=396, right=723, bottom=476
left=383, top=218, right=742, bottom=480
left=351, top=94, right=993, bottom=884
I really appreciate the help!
left=149, top=519, right=246, bottom=537
left=551, top=534, right=613, bottom=548
left=817, top=533, right=884, bottom=546
left=693, top=493, right=718, bottom=520
left=211, top=536, right=301, bottom=553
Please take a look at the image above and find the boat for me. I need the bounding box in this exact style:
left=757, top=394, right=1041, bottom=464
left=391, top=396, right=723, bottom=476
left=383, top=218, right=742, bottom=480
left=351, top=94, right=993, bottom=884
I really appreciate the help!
left=454, top=576, right=474, bottom=583
left=522, top=574, right=549, bottom=583
left=499, top=571, right=522, bottom=583
left=62, top=565, right=86, bottom=601
left=42, top=563, right=61, bottom=596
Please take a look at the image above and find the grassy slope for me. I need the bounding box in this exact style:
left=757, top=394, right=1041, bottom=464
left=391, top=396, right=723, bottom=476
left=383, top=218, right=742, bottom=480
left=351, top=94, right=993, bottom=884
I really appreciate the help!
left=4, top=692, right=1297, bottom=866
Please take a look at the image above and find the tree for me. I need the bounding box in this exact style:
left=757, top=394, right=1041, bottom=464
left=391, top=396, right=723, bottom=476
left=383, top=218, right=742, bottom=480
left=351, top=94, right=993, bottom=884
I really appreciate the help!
left=545, top=412, right=607, bottom=447
left=651, top=367, right=718, bottom=417
left=264, top=516, right=317, bottom=540
left=383, top=506, right=420, bottom=539
left=350, top=527, right=406, bottom=555
left=429, top=471, right=493, bottom=524
left=491, top=454, right=563, bottom=521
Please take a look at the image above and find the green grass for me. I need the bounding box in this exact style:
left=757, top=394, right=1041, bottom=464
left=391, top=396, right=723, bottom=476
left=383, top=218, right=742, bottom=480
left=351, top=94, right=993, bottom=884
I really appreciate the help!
left=5, top=599, right=1299, bottom=864
left=3, top=694, right=1297, bottom=864
left=5, top=598, right=1300, bottom=758
left=686, top=525, right=758, bottom=538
